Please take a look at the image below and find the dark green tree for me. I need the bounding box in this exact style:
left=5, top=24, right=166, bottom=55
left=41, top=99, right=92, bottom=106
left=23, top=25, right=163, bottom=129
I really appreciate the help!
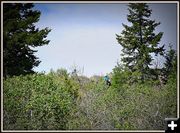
left=116, top=3, right=165, bottom=81
left=163, top=45, right=177, bottom=78
left=3, top=3, right=51, bottom=77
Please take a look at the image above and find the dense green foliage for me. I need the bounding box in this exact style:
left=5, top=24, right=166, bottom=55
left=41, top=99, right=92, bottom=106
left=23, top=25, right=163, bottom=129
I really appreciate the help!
left=116, top=3, right=165, bottom=81
left=3, top=66, right=177, bottom=130
left=3, top=3, right=51, bottom=77
left=3, top=73, right=78, bottom=130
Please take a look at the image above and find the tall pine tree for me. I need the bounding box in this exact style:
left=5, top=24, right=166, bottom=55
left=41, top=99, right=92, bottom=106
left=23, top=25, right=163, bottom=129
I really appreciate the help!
left=116, top=3, right=165, bottom=81
left=3, top=3, right=51, bottom=77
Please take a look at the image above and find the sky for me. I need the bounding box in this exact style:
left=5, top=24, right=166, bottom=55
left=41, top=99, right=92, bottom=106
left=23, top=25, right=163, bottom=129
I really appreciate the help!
left=33, top=3, right=177, bottom=77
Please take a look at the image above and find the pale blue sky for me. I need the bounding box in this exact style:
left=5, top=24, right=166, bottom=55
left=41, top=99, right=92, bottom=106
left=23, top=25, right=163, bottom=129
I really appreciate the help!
left=33, top=3, right=177, bottom=77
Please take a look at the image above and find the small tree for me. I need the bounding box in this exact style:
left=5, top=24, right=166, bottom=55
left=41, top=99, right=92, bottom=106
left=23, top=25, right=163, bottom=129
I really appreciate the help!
left=116, top=3, right=165, bottom=81
left=3, top=3, right=51, bottom=77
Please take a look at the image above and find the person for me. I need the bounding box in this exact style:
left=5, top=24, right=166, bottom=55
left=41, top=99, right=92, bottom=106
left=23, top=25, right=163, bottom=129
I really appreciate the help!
left=104, top=75, right=111, bottom=86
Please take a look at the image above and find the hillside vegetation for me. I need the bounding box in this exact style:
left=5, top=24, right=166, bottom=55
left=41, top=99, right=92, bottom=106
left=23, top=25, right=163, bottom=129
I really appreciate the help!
left=3, top=67, right=177, bottom=130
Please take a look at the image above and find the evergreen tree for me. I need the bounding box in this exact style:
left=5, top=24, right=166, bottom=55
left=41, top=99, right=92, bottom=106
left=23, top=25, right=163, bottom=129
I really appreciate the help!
left=116, top=3, right=165, bottom=81
left=3, top=3, right=51, bottom=77
left=163, top=45, right=177, bottom=77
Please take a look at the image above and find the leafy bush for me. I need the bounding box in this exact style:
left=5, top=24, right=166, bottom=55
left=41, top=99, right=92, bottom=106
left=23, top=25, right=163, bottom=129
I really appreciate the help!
left=107, top=62, right=177, bottom=130
left=48, top=68, right=80, bottom=100
left=3, top=74, right=75, bottom=130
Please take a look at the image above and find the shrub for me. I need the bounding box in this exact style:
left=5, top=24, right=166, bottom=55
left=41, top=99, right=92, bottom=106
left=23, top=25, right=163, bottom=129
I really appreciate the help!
left=3, top=74, right=75, bottom=130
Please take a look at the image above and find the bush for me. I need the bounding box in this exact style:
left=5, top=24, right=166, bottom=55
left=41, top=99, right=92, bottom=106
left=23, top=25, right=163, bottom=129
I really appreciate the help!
left=108, top=63, right=177, bottom=130
left=48, top=68, right=80, bottom=100
left=3, top=74, right=75, bottom=130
